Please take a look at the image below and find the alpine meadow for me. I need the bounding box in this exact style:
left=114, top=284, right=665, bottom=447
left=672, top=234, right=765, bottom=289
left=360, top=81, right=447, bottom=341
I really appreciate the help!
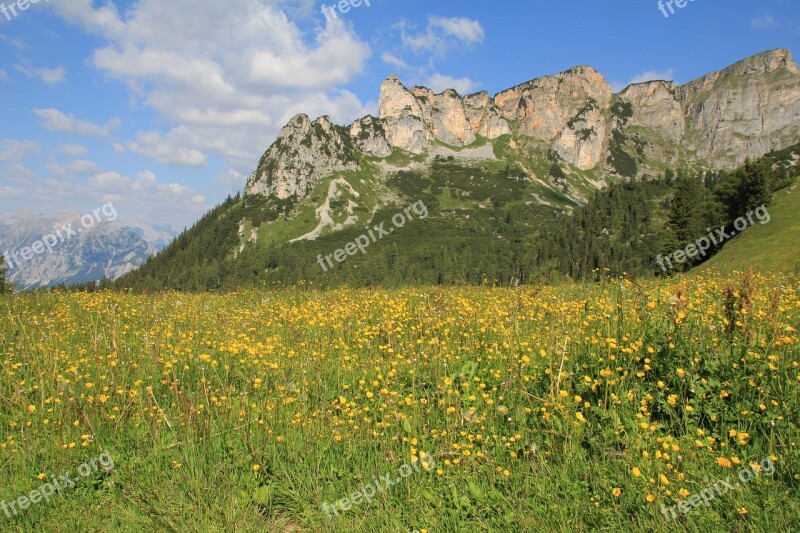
left=1, top=1, right=800, bottom=532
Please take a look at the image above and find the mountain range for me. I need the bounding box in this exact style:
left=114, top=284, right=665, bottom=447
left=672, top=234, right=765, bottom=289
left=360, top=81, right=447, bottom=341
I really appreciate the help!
left=111, top=49, right=800, bottom=289
left=0, top=212, right=176, bottom=290
left=245, top=48, right=799, bottom=204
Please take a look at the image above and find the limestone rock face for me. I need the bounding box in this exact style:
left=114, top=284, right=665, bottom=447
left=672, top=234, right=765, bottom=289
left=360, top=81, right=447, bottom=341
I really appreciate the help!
left=378, top=76, right=509, bottom=152
left=612, top=81, right=686, bottom=166
left=245, top=114, right=357, bottom=199
left=349, top=115, right=392, bottom=158
left=619, top=81, right=684, bottom=141
left=677, top=48, right=800, bottom=166
left=245, top=49, right=800, bottom=199
left=494, top=66, right=613, bottom=169
left=409, top=87, right=476, bottom=146
left=463, top=92, right=511, bottom=139
left=378, top=75, right=431, bottom=153
left=552, top=103, right=608, bottom=170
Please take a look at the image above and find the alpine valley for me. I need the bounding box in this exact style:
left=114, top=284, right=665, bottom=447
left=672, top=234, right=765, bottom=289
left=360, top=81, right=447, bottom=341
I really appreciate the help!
left=119, top=49, right=800, bottom=291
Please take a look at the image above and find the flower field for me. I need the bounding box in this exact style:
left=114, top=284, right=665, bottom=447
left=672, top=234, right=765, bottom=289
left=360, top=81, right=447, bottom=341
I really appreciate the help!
left=1, top=271, right=799, bottom=531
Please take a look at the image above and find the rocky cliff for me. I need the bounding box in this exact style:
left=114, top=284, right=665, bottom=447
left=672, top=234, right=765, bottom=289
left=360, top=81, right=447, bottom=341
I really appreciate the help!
left=245, top=48, right=800, bottom=200
left=245, top=114, right=358, bottom=199
left=677, top=48, right=800, bottom=165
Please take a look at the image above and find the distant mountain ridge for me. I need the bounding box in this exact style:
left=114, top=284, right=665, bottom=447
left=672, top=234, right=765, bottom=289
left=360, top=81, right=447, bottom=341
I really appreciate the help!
left=0, top=211, right=176, bottom=289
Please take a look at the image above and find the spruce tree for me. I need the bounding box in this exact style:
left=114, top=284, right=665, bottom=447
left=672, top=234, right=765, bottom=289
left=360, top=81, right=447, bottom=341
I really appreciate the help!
left=668, top=172, right=706, bottom=244
left=738, top=158, right=773, bottom=213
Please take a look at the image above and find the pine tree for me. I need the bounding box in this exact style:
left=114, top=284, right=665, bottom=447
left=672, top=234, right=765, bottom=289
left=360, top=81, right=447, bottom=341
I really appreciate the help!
left=668, top=172, right=706, bottom=243
left=738, top=158, right=773, bottom=213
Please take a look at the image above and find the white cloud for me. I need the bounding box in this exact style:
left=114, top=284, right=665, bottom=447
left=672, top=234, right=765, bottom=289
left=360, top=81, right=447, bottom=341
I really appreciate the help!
left=13, top=64, right=67, bottom=85
left=0, top=70, right=8, bottom=82
left=40, top=67, right=67, bottom=85
left=218, top=168, right=247, bottom=188
left=0, top=34, right=28, bottom=50
left=68, top=160, right=100, bottom=174
left=0, top=139, right=40, bottom=162
left=247, top=22, right=371, bottom=89
left=427, top=73, right=478, bottom=95
left=87, top=170, right=207, bottom=217
left=431, top=16, right=485, bottom=43
left=33, top=108, right=121, bottom=138
left=49, top=0, right=373, bottom=175
left=397, top=16, right=485, bottom=56
left=1, top=162, right=36, bottom=184
left=381, top=52, right=409, bottom=69
left=751, top=14, right=779, bottom=29
left=0, top=185, right=24, bottom=198
left=127, top=130, right=207, bottom=167
left=610, top=69, right=676, bottom=92
left=58, top=143, right=89, bottom=156
left=46, top=159, right=100, bottom=179
left=2, top=163, right=207, bottom=225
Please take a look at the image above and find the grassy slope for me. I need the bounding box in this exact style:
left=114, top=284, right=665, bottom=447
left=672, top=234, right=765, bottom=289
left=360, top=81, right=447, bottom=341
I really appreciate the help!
left=699, top=179, right=800, bottom=275
left=244, top=138, right=579, bottom=254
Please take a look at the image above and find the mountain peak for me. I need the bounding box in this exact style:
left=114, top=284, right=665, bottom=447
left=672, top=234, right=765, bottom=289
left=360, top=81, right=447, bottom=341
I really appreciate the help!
left=744, top=48, right=798, bottom=74
left=682, top=48, right=799, bottom=91
left=245, top=109, right=358, bottom=199
left=287, top=113, right=310, bottom=126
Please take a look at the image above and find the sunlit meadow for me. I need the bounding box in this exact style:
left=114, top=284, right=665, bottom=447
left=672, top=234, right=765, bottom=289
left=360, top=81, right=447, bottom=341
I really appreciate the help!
left=1, top=271, right=799, bottom=531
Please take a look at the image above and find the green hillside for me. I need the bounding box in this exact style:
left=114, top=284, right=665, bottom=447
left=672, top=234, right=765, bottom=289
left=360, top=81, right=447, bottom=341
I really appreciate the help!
left=699, top=177, right=800, bottom=274
left=115, top=143, right=800, bottom=291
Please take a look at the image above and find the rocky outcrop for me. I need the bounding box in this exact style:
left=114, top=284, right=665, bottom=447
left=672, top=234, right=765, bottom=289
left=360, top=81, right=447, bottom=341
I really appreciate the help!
left=463, top=91, right=511, bottom=139
left=612, top=81, right=685, bottom=166
left=245, top=49, right=800, bottom=198
left=245, top=114, right=358, bottom=199
left=377, top=75, right=431, bottom=153
left=408, top=87, right=476, bottom=146
left=495, top=66, right=612, bottom=137
left=377, top=76, right=510, bottom=153
left=619, top=81, right=684, bottom=140
left=494, top=66, right=613, bottom=169
left=349, top=115, right=392, bottom=158
left=552, top=100, right=608, bottom=170
left=677, top=48, right=800, bottom=166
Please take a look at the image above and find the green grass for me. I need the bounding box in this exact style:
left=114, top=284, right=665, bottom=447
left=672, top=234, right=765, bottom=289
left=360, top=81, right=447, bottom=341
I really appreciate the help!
left=435, top=186, right=472, bottom=210
left=700, top=179, right=800, bottom=274
left=381, top=148, right=427, bottom=168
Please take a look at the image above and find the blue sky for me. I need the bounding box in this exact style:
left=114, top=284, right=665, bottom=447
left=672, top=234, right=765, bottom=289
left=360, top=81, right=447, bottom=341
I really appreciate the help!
left=0, top=0, right=798, bottom=229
